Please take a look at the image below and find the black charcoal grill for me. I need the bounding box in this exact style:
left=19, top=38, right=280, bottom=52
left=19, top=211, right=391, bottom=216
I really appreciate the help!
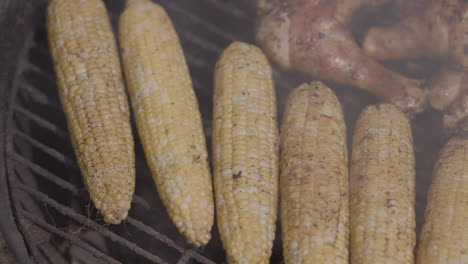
left=0, top=0, right=449, bottom=263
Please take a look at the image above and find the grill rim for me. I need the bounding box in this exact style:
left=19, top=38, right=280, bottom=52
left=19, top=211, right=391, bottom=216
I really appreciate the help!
left=0, top=0, right=48, bottom=263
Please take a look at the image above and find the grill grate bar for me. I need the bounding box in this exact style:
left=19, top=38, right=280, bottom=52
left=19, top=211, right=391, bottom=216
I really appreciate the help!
left=191, top=77, right=204, bottom=92
left=19, top=209, right=121, bottom=264
left=18, top=82, right=61, bottom=108
left=38, top=243, right=72, bottom=264
left=185, top=52, right=211, bottom=72
left=124, top=218, right=216, bottom=264
left=132, top=195, right=152, bottom=211
left=10, top=153, right=79, bottom=195
left=124, top=218, right=184, bottom=252
left=13, top=129, right=77, bottom=168
left=179, top=30, right=223, bottom=55
left=124, top=220, right=216, bottom=263
left=167, top=3, right=239, bottom=42
left=24, top=62, right=56, bottom=82
left=176, top=250, right=192, bottom=264
left=16, top=183, right=169, bottom=264
left=14, top=105, right=68, bottom=139
left=201, top=0, right=249, bottom=20
left=9, top=152, right=151, bottom=209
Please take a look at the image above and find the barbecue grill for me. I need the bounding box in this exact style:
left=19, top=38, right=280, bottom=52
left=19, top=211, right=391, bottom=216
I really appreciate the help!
left=0, top=0, right=448, bottom=263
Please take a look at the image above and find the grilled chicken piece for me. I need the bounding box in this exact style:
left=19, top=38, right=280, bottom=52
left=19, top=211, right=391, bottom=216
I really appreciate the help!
left=363, top=0, right=468, bottom=133
left=252, top=0, right=428, bottom=117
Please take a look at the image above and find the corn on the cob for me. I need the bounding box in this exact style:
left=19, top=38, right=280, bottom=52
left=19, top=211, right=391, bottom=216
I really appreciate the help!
left=118, top=0, right=214, bottom=246
left=280, top=82, right=349, bottom=264
left=417, top=136, right=468, bottom=264
left=47, top=0, right=135, bottom=224
left=212, top=42, right=279, bottom=263
left=350, top=103, right=416, bottom=264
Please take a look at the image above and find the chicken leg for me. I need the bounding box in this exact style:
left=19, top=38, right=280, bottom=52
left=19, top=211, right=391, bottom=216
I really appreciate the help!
left=363, top=0, right=468, bottom=133
left=254, top=0, right=428, bottom=116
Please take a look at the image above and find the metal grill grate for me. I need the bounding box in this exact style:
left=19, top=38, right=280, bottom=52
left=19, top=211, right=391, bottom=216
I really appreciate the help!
left=5, top=1, right=256, bottom=263
left=2, top=0, right=449, bottom=263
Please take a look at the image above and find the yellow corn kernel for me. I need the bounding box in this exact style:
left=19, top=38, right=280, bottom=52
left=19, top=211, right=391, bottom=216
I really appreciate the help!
left=417, top=136, right=468, bottom=264
left=350, top=103, right=416, bottom=264
left=119, top=0, right=214, bottom=246
left=280, top=82, right=349, bottom=264
left=212, top=42, right=279, bottom=264
left=47, top=0, right=135, bottom=224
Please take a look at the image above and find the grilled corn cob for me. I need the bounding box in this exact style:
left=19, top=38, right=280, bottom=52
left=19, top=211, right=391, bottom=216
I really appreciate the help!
left=417, top=136, right=468, bottom=264
left=119, top=0, right=214, bottom=246
left=350, top=103, right=416, bottom=264
left=280, top=82, right=349, bottom=264
left=47, top=0, right=135, bottom=224
left=212, top=42, right=279, bottom=263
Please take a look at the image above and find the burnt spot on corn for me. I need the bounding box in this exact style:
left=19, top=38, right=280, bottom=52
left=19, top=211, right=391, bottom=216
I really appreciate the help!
left=233, top=171, right=242, bottom=179
left=386, top=198, right=397, bottom=208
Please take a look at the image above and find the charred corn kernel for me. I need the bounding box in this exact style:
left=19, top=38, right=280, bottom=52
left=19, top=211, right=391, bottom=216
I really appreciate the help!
left=47, top=0, right=135, bottom=224
left=350, top=103, right=416, bottom=264
left=119, top=0, right=214, bottom=246
left=417, top=136, right=468, bottom=264
left=280, top=82, right=349, bottom=264
left=212, top=42, right=279, bottom=264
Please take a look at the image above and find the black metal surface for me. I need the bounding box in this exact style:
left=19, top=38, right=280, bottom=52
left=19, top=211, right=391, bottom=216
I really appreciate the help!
left=0, top=0, right=449, bottom=263
left=0, top=0, right=48, bottom=263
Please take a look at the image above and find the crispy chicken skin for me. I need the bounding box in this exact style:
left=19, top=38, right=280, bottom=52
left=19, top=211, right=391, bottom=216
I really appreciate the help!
left=363, top=0, right=468, bottom=133
left=252, top=0, right=428, bottom=116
